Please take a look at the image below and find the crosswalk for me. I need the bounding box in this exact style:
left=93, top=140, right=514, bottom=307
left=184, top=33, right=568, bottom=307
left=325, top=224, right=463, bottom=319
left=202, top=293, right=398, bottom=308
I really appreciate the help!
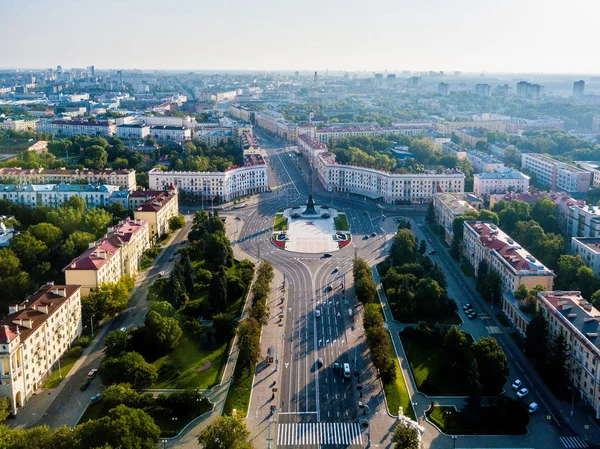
left=277, top=422, right=363, bottom=446
left=560, top=436, right=588, bottom=448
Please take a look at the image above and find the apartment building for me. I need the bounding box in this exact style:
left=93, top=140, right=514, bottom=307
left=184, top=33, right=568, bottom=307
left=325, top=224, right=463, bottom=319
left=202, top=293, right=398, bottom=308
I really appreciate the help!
left=36, top=119, right=116, bottom=137
left=133, top=189, right=179, bottom=241
left=229, top=104, right=252, bottom=122
left=116, top=124, right=151, bottom=140
left=0, top=168, right=136, bottom=190
left=463, top=221, right=554, bottom=294
left=489, top=142, right=520, bottom=161
left=0, top=117, right=38, bottom=132
left=535, top=291, right=600, bottom=418
left=568, top=204, right=600, bottom=238
left=433, top=192, right=482, bottom=242
left=116, top=115, right=193, bottom=128
left=149, top=154, right=267, bottom=203
left=149, top=125, right=191, bottom=141
left=467, top=149, right=505, bottom=173
left=298, top=123, right=317, bottom=139
left=314, top=151, right=464, bottom=204
left=521, top=153, right=592, bottom=193
left=0, top=284, right=82, bottom=415
left=575, top=162, right=600, bottom=188
left=571, top=238, right=600, bottom=277
left=195, top=128, right=233, bottom=146
left=455, top=128, right=488, bottom=148
left=434, top=120, right=510, bottom=134
left=297, top=134, right=327, bottom=162
left=63, top=219, right=150, bottom=295
left=473, top=169, right=530, bottom=196
left=314, top=122, right=432, bottom=144
left=442, top=142, right=467, bottom=159
left=0, top=184, right=121, bottom=209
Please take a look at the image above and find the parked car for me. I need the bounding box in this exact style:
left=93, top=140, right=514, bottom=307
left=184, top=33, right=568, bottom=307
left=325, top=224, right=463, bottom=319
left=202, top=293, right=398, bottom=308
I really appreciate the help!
left=528, top=402, right=538, bottom=413
left=168, top=256, right=174, bottom=262
left=87, top=369, right=98, bottom=380
left=119, top=327, right=127, bottom=332
left=517, top=387, right=529, bottom=398
left=428, top=249, right=437, bottom=255
left=467, top=312, right=477, bottom=320
left=325, top=286, right=333, bottom=292
left=343, top=363, right=351, bottom=378
left=363, top=212, right=368, bottom=216
left=428, top=239, right=433, bottom=243
left=511, top=379, right=522, bottom=390
left=462, top=304, right=472, bottom=311
left=90, top=393, right=102, bottom=404
left=333, top=363, right=340, bottom=374
left=317, top=358, right=323, bottom=368
left=371, top=232, right=376, bottom=237
left=158, top=271, right=165, bottom=277
left=363, top=235, right=369, bottom=240
left=315, top=309, right=321, bottom=318
left=323, top=254, right=332, bottom=258
left=80, top=380, right=90, bottom=391
left=332, top=267, right=339, bottom=274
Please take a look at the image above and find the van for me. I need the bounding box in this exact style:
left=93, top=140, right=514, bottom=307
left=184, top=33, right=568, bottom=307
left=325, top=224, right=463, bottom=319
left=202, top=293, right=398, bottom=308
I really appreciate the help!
left=267, top=347, right=274, bottom=364
left=343, top=363, right=351, bottom=378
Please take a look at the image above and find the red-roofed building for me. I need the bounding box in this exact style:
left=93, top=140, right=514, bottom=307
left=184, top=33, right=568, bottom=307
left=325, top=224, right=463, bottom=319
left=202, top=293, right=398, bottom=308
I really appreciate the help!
left=463, top=221, right=554, bottom=294
left=0, top=284, right=82, bottom=415
left=63, top=219, right=149, bottom=295
left=133, top=187, right=179, bottom=241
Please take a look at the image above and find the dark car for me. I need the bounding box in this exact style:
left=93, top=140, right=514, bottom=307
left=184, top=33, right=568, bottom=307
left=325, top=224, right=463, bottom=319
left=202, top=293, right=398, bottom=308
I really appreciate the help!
left=333, top=363, right=340, bottom=374
left=90, top=393, right=102, bottom=404
left=371, top=232, right=376, bottom=237
left=363, top=212, right=368, bottom=216
left=462, top=304, right=472, bottom=311
left=317, top=358, right=323, bottom=368
left=323, top=253, right=332, bottom=258
left=363, top=235, right=369, bottom=240
left=168, top=256, right=174, bottom=262
left=80, top=380, right=90, bottom=391
left=428, top=249, right=436, bottom=255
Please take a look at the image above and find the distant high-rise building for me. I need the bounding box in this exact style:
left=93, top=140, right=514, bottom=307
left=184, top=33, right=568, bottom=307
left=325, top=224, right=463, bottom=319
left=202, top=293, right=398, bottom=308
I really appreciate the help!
left=592, top=115, right=600, bottom=132
left=475, top=84, right=491, bottom=97
left=573, top=80, right=585, bottom=98
left=295, top=71, right=299, bottom=79
left=497, top=84, right=509, bottom=96
left=89, top=65, right=95, bottom=77
left=56, top=65, right=62, bottom=74
left=408, top=76, right=421, bottom=88
left=117, top=70, right=123, bottom=89
left=516, top=81, right=542, bottom=99
left=374, top=73, right=384, bottom=88
left=438, top=82, right=450, bottom=96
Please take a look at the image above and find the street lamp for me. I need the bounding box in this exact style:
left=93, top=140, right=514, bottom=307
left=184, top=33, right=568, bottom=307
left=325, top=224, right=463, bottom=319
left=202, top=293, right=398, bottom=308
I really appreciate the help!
left=452, top=435, right=457, bottom=449
left=161, top=439, right=167, bottom=449
left=358, top=402, right=371, bottom=448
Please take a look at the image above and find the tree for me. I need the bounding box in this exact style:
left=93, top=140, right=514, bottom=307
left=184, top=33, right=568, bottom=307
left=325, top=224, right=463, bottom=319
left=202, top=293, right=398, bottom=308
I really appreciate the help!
left=82, top=145, right=108, bottom=169
left=99, top=351, right=158, bottom=389
left=591, top=289, right=600, bottom=306
left=83, top=208, right=113, bottom=238
left=413, top=278, right=446, bottom=318
left=392, top=420, right=420, bottom=449
left=473, top=337, right=509, bottom=395
left=28, top=223, right=63, bottom=248
left=169, top=215, right=186, bottom=231
left=102, top=383, right=151, bottom=411
left=526, top=305, right=548, bottom=361
left=209, top=266, right=228, bottom=312
left=0, top=397, right=10, bottom=422
left=61, top=230, right=96, bottom=261
left=9, top=232, right=50, bottom=274
left=531, top=198, right=559, bottom=234
left=104, top=329, right=131, bottom=358
left=429, top=263, right=447, bottom=290
left=578, top=266, right=600, bottom=299
left=212, top=313, right=237, bottom=343
left=496, top=395, right=530, bottom=433
left=390, top=229, right=416, bottom=266
left=76, top=404, right=160, bottom=449
left=181, top=253, right=196, bottom=293
left=0, top=249, right=31, bottom=308
left=504, top=146, right=521, bottom=166
left=236, top=318, right=261, bottom=369
left=548, top=331, right=570, bottom=391
left=417, top=239, right=426, bottom=255
left=150, top=300, right=176, bottom=317
left=555, top=255, right=585, bottom=290
left=205, top=233, right=233, bottom=268
left=442, top=326, right=470, bottom=375
left=142, top=310, right=183, bottom=354
left=197, top=415, right=252, bottom=449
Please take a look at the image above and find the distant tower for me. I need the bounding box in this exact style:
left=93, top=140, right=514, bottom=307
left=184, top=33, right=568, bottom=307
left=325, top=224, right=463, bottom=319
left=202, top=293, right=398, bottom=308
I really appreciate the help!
left=117, top=70, right=123, bottom=89
left=56, top=65, right=63, bottom=74
left=90, top=65, right=95, bottom=77
left=438, top=82, right=450, bottom=96
left=314, top=71, right=318, bottom=85
left=573, top=80, right=585, bottom=98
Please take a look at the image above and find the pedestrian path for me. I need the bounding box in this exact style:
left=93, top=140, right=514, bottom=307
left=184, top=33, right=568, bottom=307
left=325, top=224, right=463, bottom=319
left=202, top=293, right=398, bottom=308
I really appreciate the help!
left=277, top=422, right=364, bottom=446
left=560, top=436, right=589, bottom=448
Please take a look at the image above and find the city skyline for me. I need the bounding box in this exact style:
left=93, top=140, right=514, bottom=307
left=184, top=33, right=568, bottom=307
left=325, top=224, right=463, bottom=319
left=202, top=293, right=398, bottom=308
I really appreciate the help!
left=2, top=0, right=599, bottom=74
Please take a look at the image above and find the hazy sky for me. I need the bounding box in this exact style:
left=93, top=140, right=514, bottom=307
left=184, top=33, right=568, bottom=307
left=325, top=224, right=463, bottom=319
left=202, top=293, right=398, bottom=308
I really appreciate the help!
left=1, top=0, right=598, bottom=74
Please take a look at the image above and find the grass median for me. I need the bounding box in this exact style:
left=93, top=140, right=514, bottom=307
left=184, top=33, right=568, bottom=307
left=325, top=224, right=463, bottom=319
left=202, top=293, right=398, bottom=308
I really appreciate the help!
left=43, top=355, right=79, bottom=389
left=334, top=213, right=349, bottom=231
left=383, top=332, right=415, bottom=420
left=223, top=362, right=255, bottom=417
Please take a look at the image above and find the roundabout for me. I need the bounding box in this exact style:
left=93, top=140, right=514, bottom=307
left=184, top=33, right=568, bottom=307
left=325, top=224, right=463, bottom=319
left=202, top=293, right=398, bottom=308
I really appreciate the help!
left=272, top=195, right=351, bottom=253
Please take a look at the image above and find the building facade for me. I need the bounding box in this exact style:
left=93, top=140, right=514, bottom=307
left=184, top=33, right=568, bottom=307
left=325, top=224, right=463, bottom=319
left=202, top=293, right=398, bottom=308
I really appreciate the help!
left=36, top=120, right=116, bottom=137
left=433, top=192, right=482, bottom=242
left=467, top=150, right=505, bottom=173
left=522, top=153, right=592, bottom=193
left=149, top=126, right=191, bottom=141
left=473, top=169, right=530, bottom=196
left=0, top=184, right=121, bottom=209
left=463, top=221, right=554, bottom=293
left=455, top=128, right=487, bottom=148
left=149, top=154, right=267, bottom=202
left=0, top=284, right=82, bottom=415
left=0, top=168, right=136, bottom=190
left=63, top=219, right=150, bottom=295
left=133, top=189, right=179, bottom=241
left=116, top=124, right=151, bottom=140
left=442, top=142, right=467, bottom=159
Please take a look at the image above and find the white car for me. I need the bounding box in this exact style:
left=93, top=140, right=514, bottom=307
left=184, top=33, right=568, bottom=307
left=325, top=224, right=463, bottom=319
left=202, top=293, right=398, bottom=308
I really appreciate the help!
left=528, top=402, right=538, bottom=413
left=511, top=379, right=522, bottom=390
left=315, top=310, right=321, bottom=318
left=516, top=387, right=529, bottom=398
left=158, top=271, right=165, bottom=277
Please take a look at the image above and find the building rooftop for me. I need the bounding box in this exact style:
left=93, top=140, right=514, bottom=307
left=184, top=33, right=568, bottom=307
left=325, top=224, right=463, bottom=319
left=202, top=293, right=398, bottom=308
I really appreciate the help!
left=573, top=237, right=600, bottom=254
left=135, top=190, right=177, bottom=213
left=435, top=192, right=481, bottom=215
left=465, top=221, right=553, bottom=276
left=540, top=291, right=600, bottom=355
left=468, top=149, right=504, bottom=165
left=524, top=153, right=592, bottom=174
left=474, top=170, right=529, bottom=180
left=298, top=134, right=327, bottom=150
left=0, top=184, right=120, bottom=193
left=150, top=125, right=187, bottom=131
left=51, top=120, right=112, bottom=127
left=0, top=284, right=81, bottom=343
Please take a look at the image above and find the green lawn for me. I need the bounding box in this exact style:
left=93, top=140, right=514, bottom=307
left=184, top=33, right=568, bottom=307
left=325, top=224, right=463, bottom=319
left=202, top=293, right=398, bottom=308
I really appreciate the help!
left=384, top=334, right=415, bottom=420
left=390, top=306, right=461, bottom=326
left=427, top=405, right=527, bottom=435
left=160, top=232, right=173, bottom=245
left=223, top=363, right=255, bottom=417
left=152, top=333, right=230, bottom=389
left=400, top=331, right=470, bottom=396
left=274, top=214, right=287, bottom=231
left=43, top=355, right=79, bottom=389
left=334, top=213, right=349, bottom=231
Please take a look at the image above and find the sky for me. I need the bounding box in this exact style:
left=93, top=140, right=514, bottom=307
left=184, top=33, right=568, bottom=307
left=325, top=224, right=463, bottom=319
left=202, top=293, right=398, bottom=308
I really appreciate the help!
left=1, top=0, right=598, bottom=74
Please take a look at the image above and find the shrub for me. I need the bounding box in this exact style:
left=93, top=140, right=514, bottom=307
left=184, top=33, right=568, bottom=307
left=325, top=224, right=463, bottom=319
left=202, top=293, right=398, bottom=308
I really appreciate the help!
left=67, top=346, right=83, bottom=358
